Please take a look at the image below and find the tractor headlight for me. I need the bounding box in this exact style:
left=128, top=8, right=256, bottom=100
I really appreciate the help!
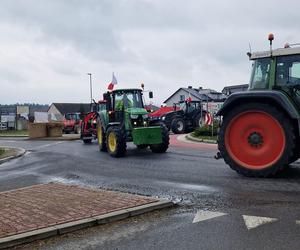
left=161, top=116, right=166, bottom=121
left=130, top=114, right=139, bottom=119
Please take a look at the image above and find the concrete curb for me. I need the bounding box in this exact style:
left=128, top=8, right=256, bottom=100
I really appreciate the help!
left=185, top=133, right=217, bottom=144
left=0, top=135, right=28, bottom=138
left=0, top=199, right=173, bottom=249
left=0, top=147, right=26, bottom=165
left=29, top=136, right=80, bottom=141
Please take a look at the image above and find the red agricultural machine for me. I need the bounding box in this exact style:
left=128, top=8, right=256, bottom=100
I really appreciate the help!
left=63, top=113, right=82, bottom=134
left=80, top=101, right=106, bottom=143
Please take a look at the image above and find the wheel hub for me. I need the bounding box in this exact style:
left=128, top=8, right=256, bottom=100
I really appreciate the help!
left=247, top=132, right=263, bottom=147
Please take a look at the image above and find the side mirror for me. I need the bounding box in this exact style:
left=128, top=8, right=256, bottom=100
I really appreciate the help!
left=103, top=93, right=109, bottom=101
left=149, top=91, right=153, bottom=99
left=103, top=92, right=111, bottom=110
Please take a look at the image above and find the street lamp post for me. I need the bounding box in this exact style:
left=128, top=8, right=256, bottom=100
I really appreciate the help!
left=87, top=73, right=93, bottom=103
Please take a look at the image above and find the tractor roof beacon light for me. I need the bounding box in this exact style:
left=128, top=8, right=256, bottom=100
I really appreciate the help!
left=141, top=83, right=145, bottom=91
left=268, top=33, right=274, bottom=56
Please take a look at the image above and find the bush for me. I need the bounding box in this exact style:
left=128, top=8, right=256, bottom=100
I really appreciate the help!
left=0, top=148, right=5, bottom=156
left=193, top=120, right=219, bottom=137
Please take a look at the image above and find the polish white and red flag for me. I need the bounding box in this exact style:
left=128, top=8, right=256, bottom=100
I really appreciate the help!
left=107, top=73, right=117, bottom=91
left=186, top=93, right=192, bottom=103
left=205, top=112, right=213, bottom=126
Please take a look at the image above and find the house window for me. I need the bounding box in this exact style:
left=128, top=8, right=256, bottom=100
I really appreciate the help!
left=180, top=95, right=185, bottom=101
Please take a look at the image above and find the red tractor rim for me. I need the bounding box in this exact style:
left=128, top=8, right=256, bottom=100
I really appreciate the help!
left=225, top=110, right=286, bottom=170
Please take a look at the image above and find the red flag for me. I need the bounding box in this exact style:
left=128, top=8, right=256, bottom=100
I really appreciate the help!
left=186, top=96, right=192, bottom=103
left=186, top=93, right=192, bottom=103
left=108, top=73, right=117, bottom=90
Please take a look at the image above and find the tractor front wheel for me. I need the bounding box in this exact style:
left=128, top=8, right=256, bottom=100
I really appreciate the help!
left=106, top=127, right=127, bottom=157
left=171, top=118, right=185, bottom=134
left=97, top=119, right=107, bottom=152
left=218, top=103, right=295, bottom=177
left=194, top=113, right=204, bottom=128
left=150, top=125, right=169, bottom=153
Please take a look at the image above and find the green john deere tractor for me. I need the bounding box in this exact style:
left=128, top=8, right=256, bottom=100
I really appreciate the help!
left=97, top=88, right=169, bottom=157
left=218, top=34, right=300, bottom=177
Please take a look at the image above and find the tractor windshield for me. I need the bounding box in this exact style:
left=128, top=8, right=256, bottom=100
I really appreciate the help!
left=114, top=90, right=144, bottom=110
left=276, top=55, right=300, bottom=87
left=250, top=58, right=271, bottom=89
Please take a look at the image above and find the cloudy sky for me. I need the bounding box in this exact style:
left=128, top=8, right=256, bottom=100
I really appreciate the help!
left=1, top=0, right=299, bottom=105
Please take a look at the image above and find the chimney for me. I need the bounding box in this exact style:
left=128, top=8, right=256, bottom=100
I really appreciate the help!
left=188, top=86, right=193, bottom=89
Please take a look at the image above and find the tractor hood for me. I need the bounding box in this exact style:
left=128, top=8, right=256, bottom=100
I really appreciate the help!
left=126, top=108, right=148, bottom=116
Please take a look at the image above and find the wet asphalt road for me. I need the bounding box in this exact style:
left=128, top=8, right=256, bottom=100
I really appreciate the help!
left=1, top=136, right=300, bottom=250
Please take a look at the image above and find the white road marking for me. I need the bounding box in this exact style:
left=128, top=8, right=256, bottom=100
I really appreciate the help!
left=193, top=210, right=227, bottom=223
left=242, top=215, right=277, bottom=230
left=33, top=141, right=65, bottom=150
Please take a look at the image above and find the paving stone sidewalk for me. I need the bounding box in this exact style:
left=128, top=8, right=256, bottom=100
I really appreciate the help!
left=0, top=183, right=158, bottom=239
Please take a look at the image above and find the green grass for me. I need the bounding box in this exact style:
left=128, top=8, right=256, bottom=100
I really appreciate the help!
left=195, top=135, right=217, bottom=141
left=191, top=132, right=217, bottom=142
left=0, top=130, right=28, bottom=136
left=0, top=148, right=4, bottom=156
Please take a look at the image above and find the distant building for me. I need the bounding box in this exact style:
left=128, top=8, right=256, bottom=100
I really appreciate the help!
left=163, top=86, right=227, bottom=106
left=222, top=84, right=249, bottom=96
left=0, top=104, right=49, bottom=130
left=48, top=103, right=91, bottom=121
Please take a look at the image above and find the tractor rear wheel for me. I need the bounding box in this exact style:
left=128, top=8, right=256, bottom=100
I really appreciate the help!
left=137, top=144, right=148, bottom=149
left=150, top=125, right=169, bottom=153
left=106, top=126, right=127, bottom=157
left=171, top=118, right=185, bottom=134
left=75, top=125, right=81, bottom=134
left=97, top=119, right=107, bottom=152
left=218, top=103, right=295, bottom=177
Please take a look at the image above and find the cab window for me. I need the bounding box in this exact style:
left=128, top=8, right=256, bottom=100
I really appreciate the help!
left=276, top=55, right=300, bottom=86
left=250, top=58, right=271, bottom=89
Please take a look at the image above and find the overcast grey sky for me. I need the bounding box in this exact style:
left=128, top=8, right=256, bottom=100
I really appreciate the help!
left=1, top=0, right=300, bottom=105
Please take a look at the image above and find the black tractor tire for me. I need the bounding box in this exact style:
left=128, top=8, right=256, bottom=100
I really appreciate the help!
left=97, top=118, right=107, bottom=152
left=218, top=103, right=295, bottom=177
left=106, top=126, right=127, bottom=157
left=171, top=118, right=185, bottom=134
left=137, top=144, right=148, bottom=149
left=83, top=139, right=92, bottom=144
left=150, top=125, right=170, bottom=153
left=193, top=113, right=204, bottom=128
left=74, top=125, right=81, bottom=134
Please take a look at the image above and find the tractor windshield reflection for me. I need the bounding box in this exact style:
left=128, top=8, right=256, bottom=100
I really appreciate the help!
left=115, top=91, right=144, bottom=110
left=250, top=58, right=271, bottom=89
left=276, top=55, right=300, bottom=86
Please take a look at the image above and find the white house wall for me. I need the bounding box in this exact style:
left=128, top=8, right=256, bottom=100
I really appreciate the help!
left=164, top=89, right=191, bottom=106
left=48, top=105, right=63, bottom=121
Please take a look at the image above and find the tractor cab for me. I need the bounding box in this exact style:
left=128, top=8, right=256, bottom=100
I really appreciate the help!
left=249, top=46, right=300, bottom=106
left=103, top=89, right=149, bottom=126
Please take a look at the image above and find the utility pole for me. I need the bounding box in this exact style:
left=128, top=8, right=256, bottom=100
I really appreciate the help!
left=87, top=73, right=93, bottom=103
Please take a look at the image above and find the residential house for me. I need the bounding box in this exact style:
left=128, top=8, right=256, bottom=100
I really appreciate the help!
left=48, top=103, right=91, bottom=121
left=163, top=86, right=227, bottom=106
left=222, top=84, right=249, bottom=96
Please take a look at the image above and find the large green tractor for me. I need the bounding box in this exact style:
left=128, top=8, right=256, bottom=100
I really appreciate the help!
left=218, top=34, right=300, bottom=177
left=97, top=88, right=169, bottom=157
